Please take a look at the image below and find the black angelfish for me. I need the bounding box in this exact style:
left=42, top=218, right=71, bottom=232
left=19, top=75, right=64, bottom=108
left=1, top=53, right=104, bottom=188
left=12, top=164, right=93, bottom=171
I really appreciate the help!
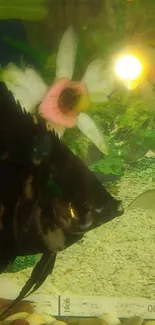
left=0, top=82, right=124, bottom=319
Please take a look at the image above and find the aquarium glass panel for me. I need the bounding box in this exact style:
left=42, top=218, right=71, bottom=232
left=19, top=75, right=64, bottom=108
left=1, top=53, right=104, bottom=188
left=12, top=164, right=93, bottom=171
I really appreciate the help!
left=0, top=0, right=155, bottom=322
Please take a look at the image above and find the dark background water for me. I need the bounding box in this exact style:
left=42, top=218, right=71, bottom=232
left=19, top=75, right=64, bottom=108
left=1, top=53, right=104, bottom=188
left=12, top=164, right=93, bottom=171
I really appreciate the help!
left=0, top=20, right=36, bottom=67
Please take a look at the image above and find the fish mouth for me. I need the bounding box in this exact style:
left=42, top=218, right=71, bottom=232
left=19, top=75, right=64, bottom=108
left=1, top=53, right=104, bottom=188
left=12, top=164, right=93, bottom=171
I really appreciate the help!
left=94, top=199, right=124, bottom=226
left=68, top=199, right=124, bottom=235
left=77, top=200, right=124, bottom=233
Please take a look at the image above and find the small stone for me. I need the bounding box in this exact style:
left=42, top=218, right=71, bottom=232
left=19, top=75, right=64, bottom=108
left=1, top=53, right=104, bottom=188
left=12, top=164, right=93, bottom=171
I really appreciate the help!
left=0, top=321, right=12, bottom=325
left=99, top=313, right=121, bottom=325
left=10, top=320, right=30, bottom=325
left=0, top=299, right=33, bottom=316
left=40, top=313, right=56, bottom=323
left=122, top=316, right=143, bottom=325
left=6, top=313, right=30, bottom=321
left=15, top=303, right=34, bottom=314
left=26, top=313, right=55, bottom=325
left=0, top=298, right=12, bottom=307
left=0, top=299, right=17, bottom=308
left=0, top=306, right=7, bottom=315
left=25, top=314, right=45, bottom=325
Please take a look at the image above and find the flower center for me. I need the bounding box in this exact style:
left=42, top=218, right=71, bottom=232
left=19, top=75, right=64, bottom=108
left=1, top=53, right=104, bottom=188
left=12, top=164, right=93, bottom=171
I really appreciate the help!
left=58, top=87, right=81, bottom=114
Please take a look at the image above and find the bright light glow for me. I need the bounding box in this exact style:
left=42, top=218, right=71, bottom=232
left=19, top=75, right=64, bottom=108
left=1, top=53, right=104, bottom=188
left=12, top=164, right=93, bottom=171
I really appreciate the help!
left=115, top=54, right=143, bottom=81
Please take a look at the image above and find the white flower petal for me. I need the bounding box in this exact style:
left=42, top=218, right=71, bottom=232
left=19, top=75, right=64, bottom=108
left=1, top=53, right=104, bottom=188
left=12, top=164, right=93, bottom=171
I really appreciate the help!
left=2, top=63, right=30, bottom=93
left=77, top=112, right=109, bottom=155
left=2, top=63, right=48, bottom=113
left=2, top=64, right=35, bottom=112
left=56, top=26, right=78, bottom=80
left=82, top=59, right=115, bottom=101
left=24, top=68, right=48, bottom=108
left=5, top=81, right=35, bottom=112
left=46, top=121, right=66, bottom=138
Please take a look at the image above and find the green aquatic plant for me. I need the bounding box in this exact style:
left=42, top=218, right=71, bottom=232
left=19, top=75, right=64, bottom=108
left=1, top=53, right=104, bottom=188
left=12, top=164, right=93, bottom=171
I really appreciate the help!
left=64, top=85, right=155, bottom=175
left=5, top=256, right=36, bottom=273
left=2, top=9, right=155, bottom=176
left=1, top=35, right=57, bottom=83
left=0, top=0, right=48, bottom=21
left=63, top=127, right=90, bottom=161
left=90, top=142, right=124, bottom=176
left=1, top=36, right=49, bottom=73
left=126, top=0, right=155, bottom=36
left=1, top=27, right=111, bottom=155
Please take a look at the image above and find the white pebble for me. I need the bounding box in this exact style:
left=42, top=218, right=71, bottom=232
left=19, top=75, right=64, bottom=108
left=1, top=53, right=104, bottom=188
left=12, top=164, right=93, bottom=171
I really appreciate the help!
left=40, top=313, right=56, bottom=323
left=26, top=313, right=56, bottom=325
left=99, top=313, right=121, bottom=325
left=6, top=312, right=29, bottom=321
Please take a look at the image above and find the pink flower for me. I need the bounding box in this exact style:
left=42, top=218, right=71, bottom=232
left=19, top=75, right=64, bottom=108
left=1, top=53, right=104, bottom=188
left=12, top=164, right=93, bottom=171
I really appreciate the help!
left=39, top=78, right=89, bottom=128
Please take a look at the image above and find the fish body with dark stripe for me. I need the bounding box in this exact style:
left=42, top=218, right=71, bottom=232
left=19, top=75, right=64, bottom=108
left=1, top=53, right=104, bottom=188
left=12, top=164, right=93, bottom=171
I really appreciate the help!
left=0, top=82, right=124, bottom=319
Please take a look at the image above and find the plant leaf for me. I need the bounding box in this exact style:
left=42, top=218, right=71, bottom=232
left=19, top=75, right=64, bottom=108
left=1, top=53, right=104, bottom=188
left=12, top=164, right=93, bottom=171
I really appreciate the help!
left=1, top=36, right=48, bottom=70
left=0, top=3, right=48, bottom=21
left=0, top=0, right=47, bottom=4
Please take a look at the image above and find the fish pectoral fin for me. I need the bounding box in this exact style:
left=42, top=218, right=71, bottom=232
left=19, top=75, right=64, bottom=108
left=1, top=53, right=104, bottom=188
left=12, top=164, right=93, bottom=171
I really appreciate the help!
left=127, top=189, right=155, bottom=211
left=0, top=252, right=56, bottom=321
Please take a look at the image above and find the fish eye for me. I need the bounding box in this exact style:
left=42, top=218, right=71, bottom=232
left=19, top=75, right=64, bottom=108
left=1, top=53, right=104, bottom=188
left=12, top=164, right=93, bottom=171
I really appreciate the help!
left=69, top=203, right=78, bottom=220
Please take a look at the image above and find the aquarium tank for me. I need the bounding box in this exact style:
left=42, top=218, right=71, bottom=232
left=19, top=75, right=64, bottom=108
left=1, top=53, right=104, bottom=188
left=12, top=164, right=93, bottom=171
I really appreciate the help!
left=1, top=0, right=155, bottom=324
